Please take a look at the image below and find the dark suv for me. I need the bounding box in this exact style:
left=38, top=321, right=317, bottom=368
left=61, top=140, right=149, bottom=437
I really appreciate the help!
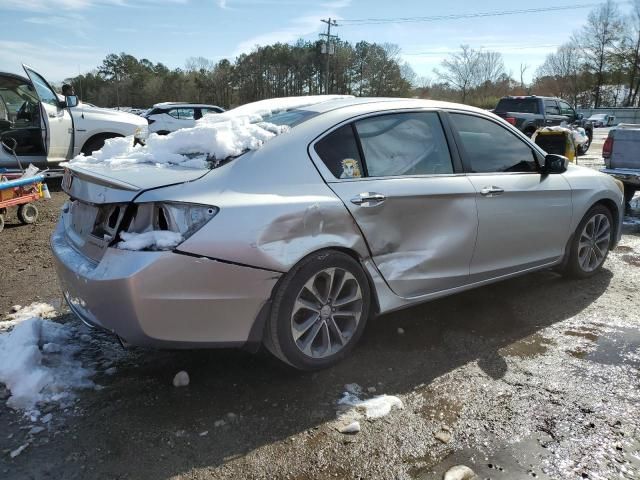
left=494, top=96, right=593, bottom=154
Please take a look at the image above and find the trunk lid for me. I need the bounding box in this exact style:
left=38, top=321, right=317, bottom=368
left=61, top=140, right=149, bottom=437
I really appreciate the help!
left=63, top=163, right=210, bottom=204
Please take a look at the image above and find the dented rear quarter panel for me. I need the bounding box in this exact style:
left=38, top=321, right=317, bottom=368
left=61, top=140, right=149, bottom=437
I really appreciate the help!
left=135, top=126, right=369, bottom=272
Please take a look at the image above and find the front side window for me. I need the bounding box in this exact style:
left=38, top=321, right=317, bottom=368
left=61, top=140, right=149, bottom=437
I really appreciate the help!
left=558, top=101, right=575, bottom=117
left=354, top=112, right=453, bottom=177
left=25, top=70, right=58, bottom=107
left=314, top=125, right=364, bottom=179
left=450, top=113, right=538, bottom=173
left=168, top=108, right=195, bottom=120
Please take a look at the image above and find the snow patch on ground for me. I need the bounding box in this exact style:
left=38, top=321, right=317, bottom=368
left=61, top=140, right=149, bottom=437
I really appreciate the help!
left=1, top=302, right=56, bottom=332
left=336, top=383, right=403, bottom=422
left=69, top=95, right=351, bottom=169
left=0, top=303, right=95, bottom=414
left=116, top=230, right=183, bottom=251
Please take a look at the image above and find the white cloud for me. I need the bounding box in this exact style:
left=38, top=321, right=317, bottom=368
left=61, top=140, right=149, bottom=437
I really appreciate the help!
left=0, top=0, right=184, bottom=11
left=231, top=1, right=350, bottom=56
left=0, top=40, right=105, bottom=82
left=217, top=0, right=227, bottom=8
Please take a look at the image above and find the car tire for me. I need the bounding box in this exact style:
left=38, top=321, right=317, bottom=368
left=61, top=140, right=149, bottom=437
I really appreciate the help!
left=524, top=127, right=537, bottom=138
left=264, top=250, right=371, bottom=370
left=624, top=185, right=636, bottom=205
left=577, top=134, right=592, bottom=155
left=17, top=203, right=38, bottom=224
left=81, top=134, right=122, bottom=156
left=562, top=205, right=613, bottom=279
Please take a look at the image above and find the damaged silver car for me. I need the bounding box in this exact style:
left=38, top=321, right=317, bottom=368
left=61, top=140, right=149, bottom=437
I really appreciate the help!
left=52, top=97, right=624, bottom=370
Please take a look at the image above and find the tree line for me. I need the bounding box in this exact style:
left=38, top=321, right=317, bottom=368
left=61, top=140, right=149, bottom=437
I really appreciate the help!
left=66, top=40, right=414, bottom=109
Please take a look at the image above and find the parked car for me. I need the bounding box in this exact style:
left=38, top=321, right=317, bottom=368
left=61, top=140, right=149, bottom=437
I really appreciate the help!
left=0, top=65, right=148, bottom=172
left=494, top=96, right=593, bottom=155
left=144, top=102, right=224, bottom=134
left=602, top=124, right=640, bottom=204
left=52, top=97, right=624, bottom=370
left=588, top=113, right=616, bottom=128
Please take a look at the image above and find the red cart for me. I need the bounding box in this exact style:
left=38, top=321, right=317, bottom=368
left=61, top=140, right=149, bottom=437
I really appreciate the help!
left=0, top=174, right=47, bottom=233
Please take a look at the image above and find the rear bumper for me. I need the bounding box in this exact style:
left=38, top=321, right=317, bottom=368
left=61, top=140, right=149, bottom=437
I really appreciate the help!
left=51, top=220, right=280, bottom=348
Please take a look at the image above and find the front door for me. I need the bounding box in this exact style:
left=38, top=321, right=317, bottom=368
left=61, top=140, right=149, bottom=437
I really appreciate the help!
left=543, top=99, right=565, bottom=127
left=23, top=65, right=73, bottom=162
left=448, top=112, right=573, bottom=280
left=311, top=111, right=478, bottom=298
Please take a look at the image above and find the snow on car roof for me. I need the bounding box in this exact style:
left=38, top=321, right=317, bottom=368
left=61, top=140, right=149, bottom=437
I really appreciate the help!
left=69, top=95, right=354, bottom=170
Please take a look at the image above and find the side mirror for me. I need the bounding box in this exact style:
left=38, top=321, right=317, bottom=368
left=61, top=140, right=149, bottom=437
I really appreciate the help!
left=65, top=95, right=79, bottom=108
left=542, top=154, right=568, bottom=174
left=576, top=113, right=584, bottom=120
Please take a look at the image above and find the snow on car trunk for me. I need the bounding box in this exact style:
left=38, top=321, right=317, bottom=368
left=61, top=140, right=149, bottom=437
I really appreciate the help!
left=0, top=303, right=95, bottom=415
left=69, top=95, right=352, bottom=170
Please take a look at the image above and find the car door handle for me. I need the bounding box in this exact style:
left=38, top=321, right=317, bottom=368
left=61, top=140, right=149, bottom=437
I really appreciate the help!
left=350, top=192, right=386, bottom=207
left=480, top=186, right=505, bottom=197
left=545, top=120, right=553, bottom=124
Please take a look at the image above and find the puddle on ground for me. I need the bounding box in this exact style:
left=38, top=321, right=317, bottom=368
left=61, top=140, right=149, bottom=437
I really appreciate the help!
left=564, top=329, right=600, bottom=342
left=621, top=254, right=640, bottom=267
left=567, top=327, right=640, bottom=368
left=500, top=333, right=554, bottom=359
left=418, top=387, right=463, bottom=427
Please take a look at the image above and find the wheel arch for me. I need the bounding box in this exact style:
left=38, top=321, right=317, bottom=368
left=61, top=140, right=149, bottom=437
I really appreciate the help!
left=592, top=198, right=620, bottom=248
left=80, top=132, right=124, bottom=155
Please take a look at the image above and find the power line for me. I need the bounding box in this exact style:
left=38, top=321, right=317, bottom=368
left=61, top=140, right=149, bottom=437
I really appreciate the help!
left=340, top=3, right=605, bottom=25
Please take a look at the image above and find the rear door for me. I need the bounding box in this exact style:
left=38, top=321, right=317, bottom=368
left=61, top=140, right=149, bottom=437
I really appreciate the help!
left=23, top=65, right=73, bottom=161
left=311, top=111, right=478, bottom=298
left=448, top=112, right=572, bottom=280
left=543, top=99, right=564, bottom=127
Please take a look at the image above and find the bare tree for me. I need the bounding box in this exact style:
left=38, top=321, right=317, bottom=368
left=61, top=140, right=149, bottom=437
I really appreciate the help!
left=434, top=45, right=480, bottom=103
left=577, top=0, right=624, bottom=107
left=535, top=42, right=584, bottom=105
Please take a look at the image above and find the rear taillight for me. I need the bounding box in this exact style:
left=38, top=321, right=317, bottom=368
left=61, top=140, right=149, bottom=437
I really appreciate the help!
left=603, top=136, right=613, bottom=158
left=505, top=117, right=516, bottom=126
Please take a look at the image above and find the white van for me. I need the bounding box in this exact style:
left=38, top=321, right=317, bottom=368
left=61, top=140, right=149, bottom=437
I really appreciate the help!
left=0, top=65, right=148, bottom=172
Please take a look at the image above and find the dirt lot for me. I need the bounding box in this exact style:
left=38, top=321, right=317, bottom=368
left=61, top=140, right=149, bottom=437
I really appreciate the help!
left=1, top=135, right=639, bottom=480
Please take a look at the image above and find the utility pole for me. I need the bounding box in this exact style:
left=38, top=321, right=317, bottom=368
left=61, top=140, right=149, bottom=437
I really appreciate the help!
left=320, top=18, right=338, bottom=94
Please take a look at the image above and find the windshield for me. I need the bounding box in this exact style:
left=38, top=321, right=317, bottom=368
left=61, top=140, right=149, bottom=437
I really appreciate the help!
left=495, top=98, right=539, bottom=114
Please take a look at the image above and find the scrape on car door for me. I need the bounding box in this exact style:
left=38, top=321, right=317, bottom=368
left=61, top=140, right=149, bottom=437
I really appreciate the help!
left=22, top=65, right=73, bottom=162
left=312, top=111, right=478, bottom=298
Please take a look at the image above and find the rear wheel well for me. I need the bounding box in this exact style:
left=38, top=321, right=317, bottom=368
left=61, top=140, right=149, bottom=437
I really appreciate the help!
left=326, top=247, right=381, bottom=316
left=524, top=126, right=537, bottom=137
left=81, top=133, right=123, bottom=156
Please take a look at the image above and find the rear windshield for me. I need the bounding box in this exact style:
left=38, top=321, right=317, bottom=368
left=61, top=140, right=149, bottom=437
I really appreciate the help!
left=259, top=109, right=318, bottom=127
left=495, top=98, right=539, bottom=114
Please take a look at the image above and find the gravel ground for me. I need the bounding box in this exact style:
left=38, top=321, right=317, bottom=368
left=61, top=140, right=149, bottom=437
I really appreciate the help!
left=1, top=133, right=639, bottom=479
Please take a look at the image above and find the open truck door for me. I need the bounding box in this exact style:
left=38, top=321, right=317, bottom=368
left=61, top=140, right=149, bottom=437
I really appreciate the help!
left=22, top=65, right=74, bottom=163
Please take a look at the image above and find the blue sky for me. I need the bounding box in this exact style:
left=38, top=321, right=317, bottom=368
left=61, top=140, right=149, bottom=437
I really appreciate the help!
left=0, top=0, right=627, bottom=84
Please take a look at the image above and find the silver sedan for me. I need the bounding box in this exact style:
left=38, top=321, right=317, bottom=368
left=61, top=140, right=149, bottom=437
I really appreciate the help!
left=52, top=97, right=624, bottom=370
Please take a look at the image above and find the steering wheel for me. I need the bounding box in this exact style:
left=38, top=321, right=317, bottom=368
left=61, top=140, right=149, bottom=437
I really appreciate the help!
left=16, top=101, right=33, bottom=121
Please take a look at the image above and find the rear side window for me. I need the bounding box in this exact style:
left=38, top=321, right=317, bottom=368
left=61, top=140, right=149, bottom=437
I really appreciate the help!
left=544, top=100, right=560, bottom=115
left=450, top=113, right=537, bottom=173
left=354, top=112, right=453, bottom=177
left=168, top=108, right=195, bottom=120
left=495, top=98, right=539, bottom=114
left=314, top=125, right=364, bottom=179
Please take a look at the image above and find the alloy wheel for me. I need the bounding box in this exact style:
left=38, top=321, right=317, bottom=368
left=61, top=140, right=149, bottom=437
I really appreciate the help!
left=578, top=213, right=611, bottom=272
left=290, top=267, right=363, bottom=359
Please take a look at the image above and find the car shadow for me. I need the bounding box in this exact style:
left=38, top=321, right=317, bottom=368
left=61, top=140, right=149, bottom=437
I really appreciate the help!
left=5, top=267, right=613, bottom=479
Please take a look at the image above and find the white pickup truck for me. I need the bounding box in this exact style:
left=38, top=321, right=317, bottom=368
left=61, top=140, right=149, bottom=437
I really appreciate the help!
left=0, top=65, right=148, bottom=174
left=602, top=124, right=640, bottom=205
